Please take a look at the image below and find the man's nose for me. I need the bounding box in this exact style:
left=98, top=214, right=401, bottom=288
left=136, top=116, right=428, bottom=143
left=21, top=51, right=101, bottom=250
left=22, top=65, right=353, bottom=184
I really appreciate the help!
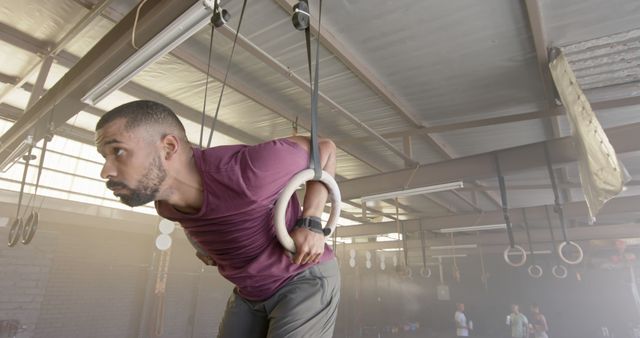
left=100, top=160, right=116, bottom=180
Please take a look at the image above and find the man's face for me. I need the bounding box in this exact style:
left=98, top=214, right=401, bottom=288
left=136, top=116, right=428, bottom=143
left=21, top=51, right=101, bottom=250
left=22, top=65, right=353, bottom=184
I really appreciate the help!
left=512, top=305, right=519, bottom=313
left=458, top=303, right=465, bottom=311
left=96, top=119, right=167, bottom=207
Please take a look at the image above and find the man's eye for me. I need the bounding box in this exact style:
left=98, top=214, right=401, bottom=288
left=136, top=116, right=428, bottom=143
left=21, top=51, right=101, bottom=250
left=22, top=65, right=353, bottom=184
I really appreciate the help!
left=115, top=148, right=125, bottom=157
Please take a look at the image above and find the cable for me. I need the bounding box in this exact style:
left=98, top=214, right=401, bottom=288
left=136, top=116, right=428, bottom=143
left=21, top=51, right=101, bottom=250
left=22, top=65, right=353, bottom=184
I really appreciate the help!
left=206, top=0, right=249, bottom=148
left=199, top=23, right=216, bottom=148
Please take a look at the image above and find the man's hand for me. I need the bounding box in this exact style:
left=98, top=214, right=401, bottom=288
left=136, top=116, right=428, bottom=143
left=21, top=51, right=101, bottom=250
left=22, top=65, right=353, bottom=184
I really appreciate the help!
left=290, top=226, right=325, bottom=264
left=195, top=251, right=217, bottom=266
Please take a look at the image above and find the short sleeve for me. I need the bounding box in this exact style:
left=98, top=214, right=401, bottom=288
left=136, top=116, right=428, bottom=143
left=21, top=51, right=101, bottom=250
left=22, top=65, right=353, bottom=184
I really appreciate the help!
left=242, top=138, right=310, bottom=199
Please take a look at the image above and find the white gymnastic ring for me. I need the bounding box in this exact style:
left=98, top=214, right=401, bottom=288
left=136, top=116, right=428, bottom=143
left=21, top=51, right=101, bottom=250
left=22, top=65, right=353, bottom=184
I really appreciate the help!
left=420, top=266, right=431, bottom=278
left=558, top=241, right=583, bottom=265
left=503, top=245, right=527, bottom=267
left=274, top=168, right=341, bottom=253
left=21, top=211, right=38, bottom=245
left=552, top=265, right=568, bottom=279
left=528, top=264, right=543, bottom=278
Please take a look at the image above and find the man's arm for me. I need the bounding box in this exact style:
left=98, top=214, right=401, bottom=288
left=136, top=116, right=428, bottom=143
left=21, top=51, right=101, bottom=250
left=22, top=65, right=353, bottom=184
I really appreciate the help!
left=285, top=136, right=337, bottom=265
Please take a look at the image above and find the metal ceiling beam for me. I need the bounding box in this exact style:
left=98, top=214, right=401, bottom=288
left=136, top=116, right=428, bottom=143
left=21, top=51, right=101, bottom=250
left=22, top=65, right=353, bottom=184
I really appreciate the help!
left=336, top=194, right=640, bottom=237
left=338, top=121, right=640, bottom=200
left=334, top=92, right=640, bottom=144
left=339, top=222, right=639, bottom=254
left=0, top=0, right=204, bottom=165
left=0, top=0, right=115, bottom=107
left=0, top=103, right=96, bottom=145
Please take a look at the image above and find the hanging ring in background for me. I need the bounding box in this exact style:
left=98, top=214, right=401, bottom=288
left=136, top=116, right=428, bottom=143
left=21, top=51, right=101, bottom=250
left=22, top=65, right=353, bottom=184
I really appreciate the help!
left=528, top=264, right=543, bottom=278
left=274, top=168, right=341, bottom=253
left=552, top=264, right=568, bottom=279
left=8, top=218, right=23, bottom=247
left=503, top=245, right=527, bottom=267
left=558, top=240, right=584, bottom=265
left=21, top=211, right=39, bottom=245
left=420, top=266, right=432, bottom=278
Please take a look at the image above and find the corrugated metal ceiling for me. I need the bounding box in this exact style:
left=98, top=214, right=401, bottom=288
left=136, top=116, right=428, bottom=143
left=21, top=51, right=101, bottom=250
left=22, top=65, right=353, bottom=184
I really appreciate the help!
left=0, top=0, right=639, bottom=237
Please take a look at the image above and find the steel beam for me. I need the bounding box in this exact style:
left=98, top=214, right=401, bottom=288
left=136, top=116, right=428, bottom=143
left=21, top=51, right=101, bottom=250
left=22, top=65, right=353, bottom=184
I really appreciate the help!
left=339, top=122, right=640, bottom=200
left=337, top=195, right=640, bottom=237
left=339, top=222, right=640, bottom=254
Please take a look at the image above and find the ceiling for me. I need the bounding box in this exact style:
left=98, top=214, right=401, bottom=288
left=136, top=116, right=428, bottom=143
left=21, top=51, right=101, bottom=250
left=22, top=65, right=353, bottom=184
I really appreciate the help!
left=0, top=0, right=639, bottom=258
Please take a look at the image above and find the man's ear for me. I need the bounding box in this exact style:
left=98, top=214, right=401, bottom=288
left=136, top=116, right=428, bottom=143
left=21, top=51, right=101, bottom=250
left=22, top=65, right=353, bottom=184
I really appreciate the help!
left=161, top=134, right=181, bottom=160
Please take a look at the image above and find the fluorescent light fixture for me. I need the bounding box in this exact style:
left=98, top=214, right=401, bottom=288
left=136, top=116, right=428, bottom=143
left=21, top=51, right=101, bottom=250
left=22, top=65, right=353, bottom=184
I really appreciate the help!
left=376, top=233, right=402, bottom=242
left=507, top=250, right=551, bottom=255
left=1, top=135, right=33, bottom=172
left=437, top=224, right=507, bottom=233
left=361, top=181, right=463, bottom=203
left=431, top=254, right=468, bottom=258
left=81, top=1, right=214, bottom=105
left=378, top=248, right=403, bottom=252
left=430, top=244, right=477, bottom=250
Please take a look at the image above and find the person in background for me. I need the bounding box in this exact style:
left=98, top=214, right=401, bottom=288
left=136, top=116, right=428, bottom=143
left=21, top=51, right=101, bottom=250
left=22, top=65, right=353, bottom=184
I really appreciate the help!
left=529, top=304, right=549, bottom=338
left=455, top=303, right=470, bottom=337
left=507, top=304, right=529, bottom=338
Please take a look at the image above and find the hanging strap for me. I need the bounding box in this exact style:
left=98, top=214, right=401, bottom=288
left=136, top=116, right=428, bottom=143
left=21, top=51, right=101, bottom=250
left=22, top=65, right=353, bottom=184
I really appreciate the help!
left=543, top=143, right=570, bottom=242
left=302, top=0, right=323, bottom=180
left=22, top=132, right=51, bottom=217
left=15, top=145, right=34, bottom=219
left=204, top=0, right=249, bottom=148
left=495, top=153, right=516, bottom=248
left=522, top=208, right=535, bottom=264
left=544, top=204, right=560, bottom=263
left=419, top=220, right=427, bottom=271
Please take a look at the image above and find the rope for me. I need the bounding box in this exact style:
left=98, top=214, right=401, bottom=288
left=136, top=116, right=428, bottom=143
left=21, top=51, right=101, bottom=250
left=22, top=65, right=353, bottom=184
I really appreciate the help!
left=206, top=0, right=249, bottom=148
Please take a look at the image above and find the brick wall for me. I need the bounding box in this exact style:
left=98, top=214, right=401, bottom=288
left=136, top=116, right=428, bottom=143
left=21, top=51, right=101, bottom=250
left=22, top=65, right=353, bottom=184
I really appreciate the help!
left=1, top=216, right=233, bottom=338
left=0, top=225, right=56, bottom=338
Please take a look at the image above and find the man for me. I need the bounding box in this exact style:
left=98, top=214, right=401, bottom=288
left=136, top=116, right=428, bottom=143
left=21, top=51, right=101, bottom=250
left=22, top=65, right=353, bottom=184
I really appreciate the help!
left=95, top=100, right=340, bottom=338
left=454, top=303, right=470, bottom=337
left=529, top=304, right=549, bottom=338
left=507, top=304, right=529, bottom=338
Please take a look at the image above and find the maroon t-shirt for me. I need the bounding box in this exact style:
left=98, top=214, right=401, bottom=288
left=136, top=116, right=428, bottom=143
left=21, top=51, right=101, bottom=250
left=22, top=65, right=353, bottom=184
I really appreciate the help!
left=156, top=139, right=334, bottom=301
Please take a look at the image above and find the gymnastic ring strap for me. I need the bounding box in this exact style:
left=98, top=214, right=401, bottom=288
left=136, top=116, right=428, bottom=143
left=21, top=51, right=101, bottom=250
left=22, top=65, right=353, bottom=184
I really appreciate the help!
left=495, top=153, right=516, bottom=248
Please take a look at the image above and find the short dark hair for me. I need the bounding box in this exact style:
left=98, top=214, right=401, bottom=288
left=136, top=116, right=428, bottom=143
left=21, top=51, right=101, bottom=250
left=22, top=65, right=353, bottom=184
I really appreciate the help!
left=96, top=100, right=187, bottom=138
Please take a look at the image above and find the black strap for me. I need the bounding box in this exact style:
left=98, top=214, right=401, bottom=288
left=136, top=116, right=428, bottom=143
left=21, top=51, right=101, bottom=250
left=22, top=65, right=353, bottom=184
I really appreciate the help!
left=495, top=153, right=516, bottom=248
left=294, top=216, right=330, bottom=236
left=544, top=204, right=561, bottom=263
left=522, top=208, right=536, bottom=264
left=419, top=220, right=427, bottom=270
left=543, top=143, right=569, bottom=243
left=401, top=220, right=408, bottom=267
left=199, top=23, right=216, bottom=148
left=303, top=0, right=323, bottom=180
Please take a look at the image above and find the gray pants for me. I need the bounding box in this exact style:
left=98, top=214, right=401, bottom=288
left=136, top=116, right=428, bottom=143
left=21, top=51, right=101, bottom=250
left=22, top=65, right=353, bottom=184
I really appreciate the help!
left=218, top=258, right=340, bottom=338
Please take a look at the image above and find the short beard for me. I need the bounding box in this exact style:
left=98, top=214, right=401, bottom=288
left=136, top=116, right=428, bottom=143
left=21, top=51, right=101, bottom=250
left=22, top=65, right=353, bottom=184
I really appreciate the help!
left=119, top=155, right=167, bottom=207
